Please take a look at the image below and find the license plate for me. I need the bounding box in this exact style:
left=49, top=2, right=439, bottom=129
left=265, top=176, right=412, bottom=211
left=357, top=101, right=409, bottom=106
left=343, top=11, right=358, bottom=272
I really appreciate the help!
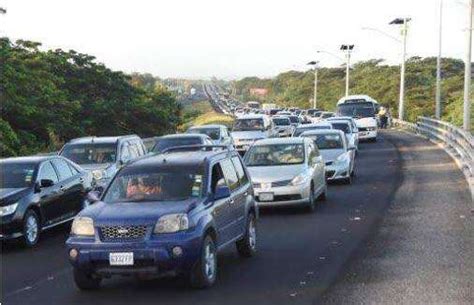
left=259, top=192, right=274, bottom=201
left=109, top=252, right=134, bottom=266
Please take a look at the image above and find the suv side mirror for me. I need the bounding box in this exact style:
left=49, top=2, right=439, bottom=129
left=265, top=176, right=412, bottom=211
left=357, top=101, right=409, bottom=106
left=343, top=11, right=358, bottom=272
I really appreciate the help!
left=87, top=191, right=101, bottom=203
left=40, top=179, right=55, bottom=188
left=214, top=185, right=231, bottom=200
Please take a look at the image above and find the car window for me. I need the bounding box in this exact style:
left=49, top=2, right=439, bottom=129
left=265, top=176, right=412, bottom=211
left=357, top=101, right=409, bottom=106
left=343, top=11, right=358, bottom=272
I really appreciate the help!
left=67, top=162, right=80, bottom=175
left=128, top=143, right=140, bottom=159
left=52, top=159, right=74, bottom=180
left=220, top=159, right=240, bottom=191
left=38, top=161, right=59, bottom=183
left=231, top=156, right=249, bottom=185
left=211, top=163, right=226, bottom=192
left=120, top=144, right=131, bottom=161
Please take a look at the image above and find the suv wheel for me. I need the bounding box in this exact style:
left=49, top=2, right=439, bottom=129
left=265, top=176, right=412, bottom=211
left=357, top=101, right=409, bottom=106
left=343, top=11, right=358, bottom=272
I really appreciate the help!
left=190, top=235, right=217, bottom=289
left=236, top=213, right=257, bottom=257
left=22, top=210, right=40, bottom=247
left=73, top=268, right=102, bottom=290
left=318, top=185, right=327, bottom=201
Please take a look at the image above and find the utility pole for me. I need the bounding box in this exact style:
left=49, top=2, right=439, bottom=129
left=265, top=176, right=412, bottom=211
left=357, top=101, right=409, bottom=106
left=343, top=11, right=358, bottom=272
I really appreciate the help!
left=340, top=45, right=354, bottom=97
left=463, top=0, right=473, bottom=131
left=307, top=61, right=319, bottom=109
left=436, top=0, right=443, bottom=119
left=390, top=18, right=411, bottom=120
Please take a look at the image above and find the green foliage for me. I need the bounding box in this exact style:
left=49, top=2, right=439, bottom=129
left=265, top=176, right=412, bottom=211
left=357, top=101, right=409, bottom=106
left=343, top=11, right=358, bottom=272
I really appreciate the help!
left=1, top=38, right=181, bottom=157
left=235, top=57, right=468, bottom=126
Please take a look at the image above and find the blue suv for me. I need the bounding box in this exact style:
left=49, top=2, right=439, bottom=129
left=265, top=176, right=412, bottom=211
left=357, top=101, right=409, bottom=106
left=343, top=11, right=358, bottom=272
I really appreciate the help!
left=66, top=146, right=258, bottom=289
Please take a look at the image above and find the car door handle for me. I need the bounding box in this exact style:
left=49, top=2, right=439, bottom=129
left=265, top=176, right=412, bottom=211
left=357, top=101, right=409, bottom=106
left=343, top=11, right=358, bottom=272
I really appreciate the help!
left=229, top=199, right=235, bottom=205
left=79, top=177, right=84, bottom=183
left=59, top=186, right=66, bottom=192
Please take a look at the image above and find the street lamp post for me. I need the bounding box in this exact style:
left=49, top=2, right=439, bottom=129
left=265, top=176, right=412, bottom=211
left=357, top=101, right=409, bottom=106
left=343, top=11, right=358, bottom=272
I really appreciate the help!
left=463, top=0, right=473, bottom=131
left=390, top=18, right=411, bottom=121
left=340, top=45, right=354, bottom=97
left=436, top=0, right=443, bottom=119
left=307, top=61, right=319, bottom=109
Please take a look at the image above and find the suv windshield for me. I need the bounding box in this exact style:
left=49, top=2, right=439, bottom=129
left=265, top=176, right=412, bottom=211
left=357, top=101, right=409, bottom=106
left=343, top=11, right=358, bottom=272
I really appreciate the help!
left=337, top=103, right=375, bottom=118
left=61, top=143, right=116, bottom=164
left=304, top=134, right=343, bottom=150
left=233, top=119, right=264, bottom=131
left=245, top=144, right=304, bottom=166
left=187, top=128, right=220, bottom=140
left=330, top=123, right=350, bottom=134
left=273, top=118, right=290, bottom=126
left=103, top=171, right=204, bottom=202
left=0, top=162, right=37, bottom=188
left=153, top=137, right=202, bottom=153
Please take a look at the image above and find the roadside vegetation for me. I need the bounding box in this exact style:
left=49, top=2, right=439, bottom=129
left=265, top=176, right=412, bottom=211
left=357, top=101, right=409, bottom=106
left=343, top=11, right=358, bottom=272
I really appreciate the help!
left=235, top=57, right=472, bottom=127
left=1, top=38, right=181, bottom=157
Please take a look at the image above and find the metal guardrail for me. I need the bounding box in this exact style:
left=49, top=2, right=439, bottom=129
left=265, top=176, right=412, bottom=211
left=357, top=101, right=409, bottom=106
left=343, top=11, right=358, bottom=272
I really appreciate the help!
left=393, top=117, right=473, bottom=199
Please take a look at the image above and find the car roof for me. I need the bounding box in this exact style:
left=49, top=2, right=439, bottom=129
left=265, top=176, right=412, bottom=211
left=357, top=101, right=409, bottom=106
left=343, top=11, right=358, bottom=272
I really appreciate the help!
left=0, top=155, right=57, bottom=164
left=272, top=115, right=291, bottom=120
left=301, top=129, right=345, bottom=137
left=337, top=95, right=378, bottom=105
left=253, top=137, right=307, bottom=146
left=188, top=124, right=226, bottom=129
left=127, top=149, right=236, bottom=170
left=327, top=116, right=355, bottom=121
left=157, top=133, right=210, bottom=140
left=328, top=120, right=351, bottom=125
left=237, top=114, right=268, bottom=119
left=297, top=122, right=332, bottom=128
left=66, top=135, right=139, bottom=145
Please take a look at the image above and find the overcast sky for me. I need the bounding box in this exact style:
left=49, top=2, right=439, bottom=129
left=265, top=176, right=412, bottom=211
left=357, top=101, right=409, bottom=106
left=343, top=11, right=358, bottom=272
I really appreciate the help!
left=1, top=0, right=470, bottom=79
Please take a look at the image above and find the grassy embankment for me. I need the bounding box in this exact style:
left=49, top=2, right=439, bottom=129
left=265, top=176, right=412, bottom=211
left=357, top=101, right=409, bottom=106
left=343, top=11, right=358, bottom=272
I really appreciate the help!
left=179, top=100, right=234, bottom=131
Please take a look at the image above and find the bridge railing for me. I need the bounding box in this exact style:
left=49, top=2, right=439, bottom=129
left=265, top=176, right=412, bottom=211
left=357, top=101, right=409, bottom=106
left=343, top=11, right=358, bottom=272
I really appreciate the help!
left=393, top=117, right=474, bottom=180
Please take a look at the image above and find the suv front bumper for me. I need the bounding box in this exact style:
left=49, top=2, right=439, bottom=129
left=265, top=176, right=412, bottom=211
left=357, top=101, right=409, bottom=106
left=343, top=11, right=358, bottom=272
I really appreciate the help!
left=66, top=230, right=203, bottom=277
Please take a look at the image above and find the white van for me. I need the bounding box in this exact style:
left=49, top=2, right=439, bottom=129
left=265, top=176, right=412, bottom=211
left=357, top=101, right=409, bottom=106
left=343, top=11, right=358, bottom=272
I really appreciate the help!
left=336, top=95, right=378, bottom=142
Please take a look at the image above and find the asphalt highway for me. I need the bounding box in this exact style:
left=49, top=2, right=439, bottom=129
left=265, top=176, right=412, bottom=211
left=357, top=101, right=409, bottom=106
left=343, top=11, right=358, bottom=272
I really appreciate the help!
left=1, top=130, right=471, bottom=305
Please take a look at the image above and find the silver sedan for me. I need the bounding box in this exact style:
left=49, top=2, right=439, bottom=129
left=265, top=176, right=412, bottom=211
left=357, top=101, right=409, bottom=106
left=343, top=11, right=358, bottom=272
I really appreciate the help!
left=244, top=137, right=327, bottom=212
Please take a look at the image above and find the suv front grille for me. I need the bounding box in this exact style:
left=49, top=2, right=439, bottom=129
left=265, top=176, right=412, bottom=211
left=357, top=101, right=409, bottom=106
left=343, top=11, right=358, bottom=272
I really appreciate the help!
left=271, top=179, right=292, bottom=187
left=100, top=225, right=148, bottom=241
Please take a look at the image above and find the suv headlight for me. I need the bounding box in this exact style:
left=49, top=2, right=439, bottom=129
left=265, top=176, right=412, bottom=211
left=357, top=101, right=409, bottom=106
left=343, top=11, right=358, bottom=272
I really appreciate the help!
left=0, top=202, right=18, bottom=217
left=291, top=173, right=308, bottom=186
left=154, top=214, right=189, bottom=234
left=92, top=169, right=104, bottom=180
left=71, top=217, right=95, bottom=236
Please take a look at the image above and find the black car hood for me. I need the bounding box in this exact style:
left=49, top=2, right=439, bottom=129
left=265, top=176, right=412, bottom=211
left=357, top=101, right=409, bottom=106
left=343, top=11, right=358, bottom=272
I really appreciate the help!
left=0, top=188, right=30, bottom=207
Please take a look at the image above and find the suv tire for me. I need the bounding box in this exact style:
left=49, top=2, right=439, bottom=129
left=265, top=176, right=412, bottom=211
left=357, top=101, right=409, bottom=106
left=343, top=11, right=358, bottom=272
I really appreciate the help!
left=305, top=185, right=316, bottom=212
left=190, top=235, right=217, bottom=289
left=236, top=213, right=257, bottom=257
left=73, top=268, right=101, bottom=290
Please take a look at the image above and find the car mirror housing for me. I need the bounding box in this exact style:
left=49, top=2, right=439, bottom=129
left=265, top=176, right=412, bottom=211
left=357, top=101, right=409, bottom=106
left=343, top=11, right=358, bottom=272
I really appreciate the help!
left=214, top=185, right=231, bottom=200
left=40, top=179, right=55, bottom=188
left=87, top=191, right=101, bottom=203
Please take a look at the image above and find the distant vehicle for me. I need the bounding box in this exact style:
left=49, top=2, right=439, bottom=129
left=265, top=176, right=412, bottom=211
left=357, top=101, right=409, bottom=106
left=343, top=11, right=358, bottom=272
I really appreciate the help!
left=66, top=148, right=258, bottom=289
left=272, top=116, right=294, bottom=137
left=231, top=114, right=276, bottom=154
left=336, top=95, right=378, bottom=142
left=326, top=116, right=359, bottom=149
left=293, top=122, right=333, bottom=137
left=267, top=108, right=282, bottom=116
left=311, top=111, right=335, bottom=123
left=186, top=125, right=233, bottom=146
left=301, top=129, right=355, bottom=184
left=246, top=101, right=260, bottom=109
left=262, top=103, right=277, bottom=110
left=287, top=115, right=301, bottom=127
left=244, top=137, right=326, bottom=212
left=328, top=120, right=359, bottom=151
left=306, top=109, right=321, bottom=117
left=60, top=135, right=147, bottom=192
left=0, top=156, right=93, bottom=246
left=276, top=111, right=292, bottom=116
left=152, top=134, right=214, bottom=154
left=235, top=108, right=245, bottom=118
